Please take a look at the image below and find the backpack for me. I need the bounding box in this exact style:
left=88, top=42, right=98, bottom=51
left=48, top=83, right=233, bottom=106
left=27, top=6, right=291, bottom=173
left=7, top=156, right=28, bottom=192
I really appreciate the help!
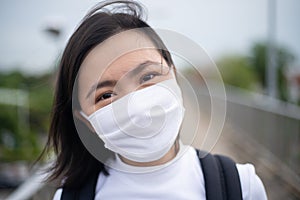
left=61, top=150, right=243, bottom=200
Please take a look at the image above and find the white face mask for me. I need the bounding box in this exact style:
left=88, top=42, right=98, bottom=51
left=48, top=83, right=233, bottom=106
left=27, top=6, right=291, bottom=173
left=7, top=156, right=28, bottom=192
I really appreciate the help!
left=81, top=78, right=185, bottom=162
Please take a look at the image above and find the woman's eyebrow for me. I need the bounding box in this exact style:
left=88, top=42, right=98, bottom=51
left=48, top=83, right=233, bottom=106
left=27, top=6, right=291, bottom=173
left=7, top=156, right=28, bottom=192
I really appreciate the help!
left=86, top=80, right=117, bottom=99
left=127, top=60, right=161, bottom=77
left=85, top=60, right=160, bottom=99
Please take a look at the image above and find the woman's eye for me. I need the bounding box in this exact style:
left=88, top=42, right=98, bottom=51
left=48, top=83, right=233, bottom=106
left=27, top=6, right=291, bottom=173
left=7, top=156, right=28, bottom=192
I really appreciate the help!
left=95, top=92, right=115, bottom=103
left=140, top=73, right=159, bottom=83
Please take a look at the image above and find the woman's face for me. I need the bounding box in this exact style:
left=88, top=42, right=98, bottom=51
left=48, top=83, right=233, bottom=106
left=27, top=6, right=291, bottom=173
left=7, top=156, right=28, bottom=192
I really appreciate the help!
left=77, top=31, right=175, bottom=116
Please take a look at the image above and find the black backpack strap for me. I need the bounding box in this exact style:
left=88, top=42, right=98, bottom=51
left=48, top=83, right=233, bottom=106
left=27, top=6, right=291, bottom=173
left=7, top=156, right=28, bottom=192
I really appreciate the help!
left=215, top=155, right=243, bottom=200
left=198, top=150, right=223, bottom=200
left=61, top=174, right=98, bottom=200
left=197, top=150, right=243, bottom=200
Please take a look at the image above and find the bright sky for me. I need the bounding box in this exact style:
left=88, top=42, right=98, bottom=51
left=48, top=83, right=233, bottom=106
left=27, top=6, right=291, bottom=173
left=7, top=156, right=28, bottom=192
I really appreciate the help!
left=0, top=0, right=299, bottom=74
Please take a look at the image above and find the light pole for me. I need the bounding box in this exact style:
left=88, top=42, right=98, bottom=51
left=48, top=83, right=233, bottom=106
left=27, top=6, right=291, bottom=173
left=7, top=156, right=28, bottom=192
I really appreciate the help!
left=267, top=0, right=277, bottom=98
left=43, top=16, right=64, bottom=71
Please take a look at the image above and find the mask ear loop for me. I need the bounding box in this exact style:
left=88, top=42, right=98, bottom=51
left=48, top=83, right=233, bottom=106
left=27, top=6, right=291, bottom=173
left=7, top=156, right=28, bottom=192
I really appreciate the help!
left=79, top=110, right=89, bottom=120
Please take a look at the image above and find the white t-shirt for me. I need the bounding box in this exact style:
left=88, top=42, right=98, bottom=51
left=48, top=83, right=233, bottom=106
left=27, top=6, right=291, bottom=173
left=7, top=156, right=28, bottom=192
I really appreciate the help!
left=53, top=144, right=267, bottom=200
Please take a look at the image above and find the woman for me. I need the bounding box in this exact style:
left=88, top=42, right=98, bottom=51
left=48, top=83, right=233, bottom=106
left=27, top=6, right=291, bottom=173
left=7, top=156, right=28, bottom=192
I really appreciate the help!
left=41, top=1, right=267, bottom=199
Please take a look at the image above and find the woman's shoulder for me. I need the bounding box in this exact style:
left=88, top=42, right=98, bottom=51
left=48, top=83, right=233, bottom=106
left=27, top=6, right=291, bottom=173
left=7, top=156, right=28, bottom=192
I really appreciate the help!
left=193, top=148, right=267, bottom=199
left=52, top=188, right=62, bottom=200
left=236, top=163, right=268, bottom=200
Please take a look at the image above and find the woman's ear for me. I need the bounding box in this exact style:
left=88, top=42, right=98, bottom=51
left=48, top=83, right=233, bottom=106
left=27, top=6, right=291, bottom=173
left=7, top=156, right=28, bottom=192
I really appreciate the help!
left=73, top=110, right=96, bottom=133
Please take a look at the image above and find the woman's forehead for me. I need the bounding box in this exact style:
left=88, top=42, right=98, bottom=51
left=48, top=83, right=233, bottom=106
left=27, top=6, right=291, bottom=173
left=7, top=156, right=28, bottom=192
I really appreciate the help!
left=80, top=30, right=157, bottom=75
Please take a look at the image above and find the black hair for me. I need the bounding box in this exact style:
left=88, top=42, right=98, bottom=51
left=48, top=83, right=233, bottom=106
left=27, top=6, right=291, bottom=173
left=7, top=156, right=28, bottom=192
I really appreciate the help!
left=39, top=0, right=174, bottom=189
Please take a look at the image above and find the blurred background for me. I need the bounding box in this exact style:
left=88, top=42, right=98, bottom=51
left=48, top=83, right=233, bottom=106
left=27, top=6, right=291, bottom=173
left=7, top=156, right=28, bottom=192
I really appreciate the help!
left=0, top=0, right=299, bottom=199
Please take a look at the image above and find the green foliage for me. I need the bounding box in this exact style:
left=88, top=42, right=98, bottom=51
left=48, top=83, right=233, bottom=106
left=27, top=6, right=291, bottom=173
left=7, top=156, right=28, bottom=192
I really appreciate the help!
left=0, top=71, right=53, bottom=161
left=217, top=42, right=295, bottom=103
left=249, top=42, right=295, bottom=101
left=217, top=55, right=258, bottom=91
left=249, top=43, right=267, bottom=88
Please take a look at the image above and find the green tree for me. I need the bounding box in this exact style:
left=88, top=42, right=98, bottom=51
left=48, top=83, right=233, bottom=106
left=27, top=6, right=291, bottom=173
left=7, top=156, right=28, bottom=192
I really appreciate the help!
left=217, top=55, right=258, bottom=91
left=0, top=71, right=53, bottom=161
left=249, top=42, right=295, bottom=101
